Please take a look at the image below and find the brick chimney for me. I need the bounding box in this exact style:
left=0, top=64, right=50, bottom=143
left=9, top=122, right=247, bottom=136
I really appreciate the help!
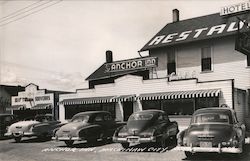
left=173, top=9, right=179, bottom=22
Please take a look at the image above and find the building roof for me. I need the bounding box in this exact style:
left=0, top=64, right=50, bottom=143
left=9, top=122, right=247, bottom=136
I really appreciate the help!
left=0, top=85, right=25, bottom=96
left=140, top=12, right=249, bottom=51
left=86, top=57, right=149, bottom=81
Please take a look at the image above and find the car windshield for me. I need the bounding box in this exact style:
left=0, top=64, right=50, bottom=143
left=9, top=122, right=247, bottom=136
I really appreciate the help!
left=71, top=115, right=89, bottom=123
left=192, top=113, right=230, bottom=124
left=129, top=113, right=153, bottom=121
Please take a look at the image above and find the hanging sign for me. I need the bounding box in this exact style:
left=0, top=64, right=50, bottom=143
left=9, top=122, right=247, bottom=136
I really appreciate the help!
left=220, top=1, right=250, bottom=16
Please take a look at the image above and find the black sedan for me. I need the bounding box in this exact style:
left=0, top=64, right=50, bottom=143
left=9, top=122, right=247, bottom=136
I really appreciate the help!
left=0, top=114, right=17, bottom=138
left=113, top=110, right=179, bottom=148
left=53, top=111, right=125, bottom=146
left=177, top=107, right=246, bottom=158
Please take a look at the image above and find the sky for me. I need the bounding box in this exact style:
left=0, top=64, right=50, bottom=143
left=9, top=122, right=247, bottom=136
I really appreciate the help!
left=0, top=0, right=244, bottom=91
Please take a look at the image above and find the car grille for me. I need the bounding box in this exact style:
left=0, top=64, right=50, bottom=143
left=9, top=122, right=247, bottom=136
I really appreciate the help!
left=197, top=135, right=214, bottom=141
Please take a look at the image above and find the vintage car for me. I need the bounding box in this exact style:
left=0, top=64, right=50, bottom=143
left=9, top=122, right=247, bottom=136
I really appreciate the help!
left=177, top=107, right=246, bottom=157
left=113, top=110, right=179, bottom=148
left=0, top=114, right=17, bottom=138
left=5, top=114, right=62, bottom=142
left=53, top=111, right=125, bottom=146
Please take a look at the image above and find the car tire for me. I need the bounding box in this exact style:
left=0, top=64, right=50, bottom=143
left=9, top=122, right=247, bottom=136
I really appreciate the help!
left=121, top=143, right=129, bottom=149
left=64, top=140, right=74, bottom=147
left=14, top=137, right=21, bottom=143
left=160, top=137, right=167, bottom=148
left=184, top=151, right=194, bottom=158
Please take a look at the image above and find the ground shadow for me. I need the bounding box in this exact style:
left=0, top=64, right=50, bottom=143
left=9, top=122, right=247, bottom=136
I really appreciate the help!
left=119, top=141, right=177, bottom=153
left=58, top=139, right=113, bottom=148
left=9, top=137, right=52, bottom=143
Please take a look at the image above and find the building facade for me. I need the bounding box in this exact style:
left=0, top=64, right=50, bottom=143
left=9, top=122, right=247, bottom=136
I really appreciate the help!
left=58, top=5, right=250, bottom=129
left=10, top=83, right=70, bottom=120
left=0, top=85, right=24, bottom=113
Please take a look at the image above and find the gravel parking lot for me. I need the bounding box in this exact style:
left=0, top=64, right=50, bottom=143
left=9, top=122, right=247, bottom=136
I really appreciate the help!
left=1, top=137, right=250, bottom=161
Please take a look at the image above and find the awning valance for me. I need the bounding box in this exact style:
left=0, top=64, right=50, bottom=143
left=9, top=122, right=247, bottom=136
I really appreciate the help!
left=137, top=89, right=221, bottom=100
left=8, top=105, right=26, bottom=110
left=111, top=95, right=136, bottom=102
left=32, top=103, right=52, bottom=110
left=60, top=96, right=115, bottom=105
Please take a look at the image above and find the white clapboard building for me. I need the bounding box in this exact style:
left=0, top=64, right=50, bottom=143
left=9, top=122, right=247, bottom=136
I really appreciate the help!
left=59, top=3, right=250, bottom=129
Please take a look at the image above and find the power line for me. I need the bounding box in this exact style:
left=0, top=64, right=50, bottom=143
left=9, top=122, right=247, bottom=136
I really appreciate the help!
left=0, top=0, right=43, bottom=20
left=0, top=0, right=62, bottom=27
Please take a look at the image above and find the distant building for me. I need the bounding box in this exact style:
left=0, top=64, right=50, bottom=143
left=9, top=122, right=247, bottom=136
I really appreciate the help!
left=9, top=83, right=71, bottom=120
left=0, top=85, right=24, bottom=113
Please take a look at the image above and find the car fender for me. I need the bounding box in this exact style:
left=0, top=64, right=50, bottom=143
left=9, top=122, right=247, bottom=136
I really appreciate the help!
left=77, top=124, right=102, bottom=138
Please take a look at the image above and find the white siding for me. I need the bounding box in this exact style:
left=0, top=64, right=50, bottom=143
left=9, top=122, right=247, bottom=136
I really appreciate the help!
left=59, top=75, right=233, bottom=121
left=150, top=36, right=250, bottom=90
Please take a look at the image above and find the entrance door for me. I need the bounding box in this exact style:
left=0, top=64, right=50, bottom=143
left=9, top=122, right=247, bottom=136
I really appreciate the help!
left=122, top=101, right=133, bottom=121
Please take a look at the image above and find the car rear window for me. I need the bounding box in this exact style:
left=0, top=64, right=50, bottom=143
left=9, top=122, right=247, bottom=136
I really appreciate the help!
left=71, top=115, right=89, bottom=123
left=129, top=113, right=153, bottom=121
left=192, top=113, right=230, bottom=124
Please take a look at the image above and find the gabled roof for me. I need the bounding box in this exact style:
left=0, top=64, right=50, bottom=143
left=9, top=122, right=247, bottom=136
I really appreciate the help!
left=86, top=58, right=149, bottom=81
left=140, top=12, right=249, bottom=51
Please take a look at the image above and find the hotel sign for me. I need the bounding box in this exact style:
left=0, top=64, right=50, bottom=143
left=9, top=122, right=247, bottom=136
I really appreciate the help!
left=105, top=57, right=158, bottom=72
left=220, top=2, right=250, bottom=16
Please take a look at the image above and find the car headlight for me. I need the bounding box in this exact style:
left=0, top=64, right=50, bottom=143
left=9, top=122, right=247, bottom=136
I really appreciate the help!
left=183, top=137, right=188, bottom=146
left=29, top=125, right=35, bottom=132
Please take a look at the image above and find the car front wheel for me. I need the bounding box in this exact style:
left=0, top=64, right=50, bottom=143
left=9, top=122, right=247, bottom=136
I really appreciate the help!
left=14, top=137, right=22, bottom=143
left=121, top=143, right=129, bottom=148
left=64, top=140, right=74, bottom=147
left=184, top=151, right=194, bottom=158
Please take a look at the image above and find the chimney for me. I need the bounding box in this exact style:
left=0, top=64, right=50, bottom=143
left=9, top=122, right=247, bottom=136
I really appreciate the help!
left=106, top=50, right=113, bottom=63
left=172, top=9, right=179, bottom=22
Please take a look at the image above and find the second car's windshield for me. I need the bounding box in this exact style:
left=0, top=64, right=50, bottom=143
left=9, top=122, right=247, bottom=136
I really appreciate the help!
left=129, top=113, right=153, bottom=121
left=192, top=113, right=230, bottom=124
left=71, top=115, right=89, bottom=123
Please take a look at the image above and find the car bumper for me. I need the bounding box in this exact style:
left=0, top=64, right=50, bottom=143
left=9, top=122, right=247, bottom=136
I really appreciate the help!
left=113, top=136, right=156, bottom=144
left=4, top=131, right=35, bottom=137
left=52, top=136, right=82, bottom=141
left=175, top=146, right=242, bottom=154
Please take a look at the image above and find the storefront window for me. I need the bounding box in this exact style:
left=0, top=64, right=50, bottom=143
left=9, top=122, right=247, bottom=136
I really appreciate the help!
left=65, top=103, right=115, bottom=120
left=195, top=97, right=219, bottom=109
left=141, top=97, right=219, bottom=116
left=142, top=100, right=161, bottom=110
left=161, top=99, right=194, bottom=115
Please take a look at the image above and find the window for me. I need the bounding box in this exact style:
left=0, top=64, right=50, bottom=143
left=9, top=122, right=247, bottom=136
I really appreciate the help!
left=167, top=48, right=176, bottom=75
left=201, top=46, right=212, bottom=71
left=247, top=55, right=250, bottom=67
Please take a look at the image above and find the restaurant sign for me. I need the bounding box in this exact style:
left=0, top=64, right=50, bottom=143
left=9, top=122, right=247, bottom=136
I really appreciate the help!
left=105, top=57, right=158, bottom=72
left=148, top=21, right=245, bottom=47
left=220, top=1, right=250, bottom=16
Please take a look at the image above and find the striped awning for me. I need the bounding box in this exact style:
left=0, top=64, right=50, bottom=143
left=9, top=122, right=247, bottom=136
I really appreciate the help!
left=60, top=96, right=115, bottom=105
left=111, top=95, right=136, bottom=102
left=32, top=103, right=52, bottom=110
left=9, top=105, right=26, bottom=110
left=137, top=89, right=221, bottom=100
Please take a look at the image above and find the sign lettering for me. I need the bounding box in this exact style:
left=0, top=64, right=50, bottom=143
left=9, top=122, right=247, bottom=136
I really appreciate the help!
left=220, top=2, right=250, bottom=16
left=148, top=21, right=245, bottom=46
left=105, top=57, right=158, bottom=72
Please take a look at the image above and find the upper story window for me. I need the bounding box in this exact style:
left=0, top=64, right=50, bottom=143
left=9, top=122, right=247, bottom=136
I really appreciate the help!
left=201, top=46, right=212, bottom=72
left=247, top=55, right=250, bottom=67
left=167, top=48, right=176, bottom=75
